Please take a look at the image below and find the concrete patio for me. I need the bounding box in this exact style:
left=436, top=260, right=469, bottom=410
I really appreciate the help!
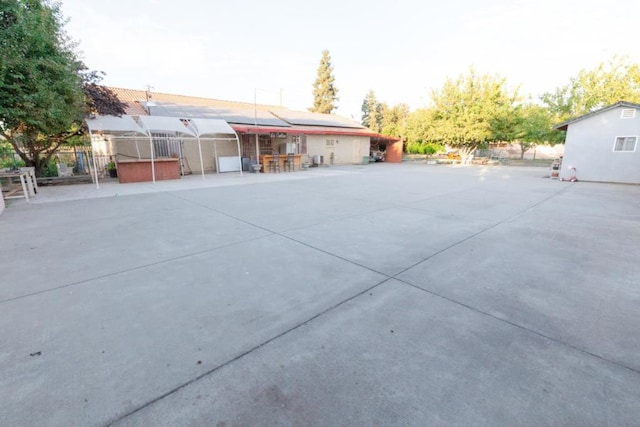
left=1, top=164, right=639, bottom=426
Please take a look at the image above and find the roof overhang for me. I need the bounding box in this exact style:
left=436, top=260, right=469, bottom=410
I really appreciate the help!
left=554, top=101, right=640, bottom=131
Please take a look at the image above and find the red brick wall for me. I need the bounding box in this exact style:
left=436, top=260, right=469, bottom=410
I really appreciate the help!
left=117, top=160, right=180, bottom=183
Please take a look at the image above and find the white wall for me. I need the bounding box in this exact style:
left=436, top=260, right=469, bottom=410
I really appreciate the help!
left=305, top=135, right=370, bottom=165
left=562, top=106, right=640, bottom=184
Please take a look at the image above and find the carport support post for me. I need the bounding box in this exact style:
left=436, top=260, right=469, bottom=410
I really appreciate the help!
left=213, top=140, right=219, bottom=174
left=235, top=133, right=243, bottom=176
left=197, top=137, right=205, bottom=180
left=255, top=133, right=259, bottom=162
left=88, top=130, right=100, bottom=189
left=148, top=134, right=156, bottom=183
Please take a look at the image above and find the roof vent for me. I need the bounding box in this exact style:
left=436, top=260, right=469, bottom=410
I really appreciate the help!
left=621, top=108, right=636, bottom=119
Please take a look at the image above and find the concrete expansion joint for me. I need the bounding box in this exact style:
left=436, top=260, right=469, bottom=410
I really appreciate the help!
left=105, top=278, right=393, bottom=426
left=396, top=279, right=640, bottom=377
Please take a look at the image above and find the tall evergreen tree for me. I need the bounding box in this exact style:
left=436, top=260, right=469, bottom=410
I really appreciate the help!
left=310, top=49, right=339, bottom=114
left=361, top=90, right=381, bottom=132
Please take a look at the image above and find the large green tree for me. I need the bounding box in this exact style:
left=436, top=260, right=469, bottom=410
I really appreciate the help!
left=379, top=103, right=409, bottom=140
left=0, top=0, right=125, bottom=176
left=408, top=69, right=519, bottom=164
left=310, top=49, right=339, bottom=114
left=512, top=103, right=562, bottom=159
left=542, top=55, right=640, bottom=122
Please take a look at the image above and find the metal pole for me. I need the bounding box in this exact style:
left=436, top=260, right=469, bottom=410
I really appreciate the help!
left=196, top=137, right=205, bottom=179
left=89, top=130, right=100, bottom=189
left=211, top=140, right=218, bottom=174
left=148, top=134, right=156, bottom=183
left=233, top=131, right=243, bottom=176
left=254, top=88, right=260, bottom=163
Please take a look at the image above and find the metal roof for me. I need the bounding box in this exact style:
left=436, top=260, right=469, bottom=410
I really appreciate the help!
left=270, top=108, right=365, bottom=129
left=148, top=102, right=290, bottom=127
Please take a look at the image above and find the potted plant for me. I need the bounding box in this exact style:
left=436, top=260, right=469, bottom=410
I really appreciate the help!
left=106, top=161, right=118, bottom=178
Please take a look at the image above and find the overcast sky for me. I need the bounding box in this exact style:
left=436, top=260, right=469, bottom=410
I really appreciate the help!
left=60, top=0, right=640, bottom=120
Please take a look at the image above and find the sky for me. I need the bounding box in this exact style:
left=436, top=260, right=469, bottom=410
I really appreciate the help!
left=59, top=0, right=640, bottom=120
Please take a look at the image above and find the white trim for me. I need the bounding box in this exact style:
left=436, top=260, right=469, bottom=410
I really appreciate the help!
left=613, top=136, right=637, bottom=152
left=621, top=108, right=636, bottom=119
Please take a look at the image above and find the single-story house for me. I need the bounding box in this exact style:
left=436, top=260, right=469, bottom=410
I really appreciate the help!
left=555, top=101, right=640, bottom=184
left=103, top=87, right=400, bottom=176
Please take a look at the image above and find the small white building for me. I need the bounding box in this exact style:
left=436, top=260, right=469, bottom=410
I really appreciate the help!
left=555, top=101, right=640, bottom=184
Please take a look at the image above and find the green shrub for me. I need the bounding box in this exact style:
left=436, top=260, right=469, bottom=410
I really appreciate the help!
left=405, top=141, right=445, bottom=155
left=42, top=160, right=59, bottom=177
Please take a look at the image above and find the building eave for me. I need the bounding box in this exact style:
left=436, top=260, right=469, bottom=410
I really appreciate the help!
left=554, top=101, right=640, bottom=131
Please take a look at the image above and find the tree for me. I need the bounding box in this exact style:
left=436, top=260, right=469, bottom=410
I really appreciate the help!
left=0, top=0, right=125, bottom=176
left=361, top=90, right=381, bottom=132
left=510, top=103, right=565, bottom=159
left=541, top=55, right=640, bottom=122
left=310, top=49, right=339, bottom=114
left=379, top=103, right=410, bottom=140
left=408, top=68, right=519, bottom=164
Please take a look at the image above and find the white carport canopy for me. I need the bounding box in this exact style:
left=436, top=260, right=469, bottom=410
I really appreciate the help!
left=137, top=116, right=197, bottom=184
left=86, top=115, right=148, bottom=189
left=85, top=115, right=242, bottom=189
left=188, top=118, right=243, bottom=178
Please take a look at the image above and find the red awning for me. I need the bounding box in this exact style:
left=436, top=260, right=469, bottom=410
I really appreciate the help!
left=231, top=125, right=295, bottom=134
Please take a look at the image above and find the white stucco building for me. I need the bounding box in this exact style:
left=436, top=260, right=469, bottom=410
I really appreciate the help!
left=555, top=101, right=640, bottom=184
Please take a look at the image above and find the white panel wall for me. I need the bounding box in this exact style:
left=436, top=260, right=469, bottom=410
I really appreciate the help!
left=305, top=135, right=370, bottom=165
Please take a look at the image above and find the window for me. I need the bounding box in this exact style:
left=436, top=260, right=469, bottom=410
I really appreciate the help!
left=613, top=136, right=637, bottom=152
left=151, top=132, right=181, bottom=158
left=326, top=139, right=335, bottom=148
left=258, top=135, right=272, bottom=155
left=621, top=109, right=636, bottom=119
